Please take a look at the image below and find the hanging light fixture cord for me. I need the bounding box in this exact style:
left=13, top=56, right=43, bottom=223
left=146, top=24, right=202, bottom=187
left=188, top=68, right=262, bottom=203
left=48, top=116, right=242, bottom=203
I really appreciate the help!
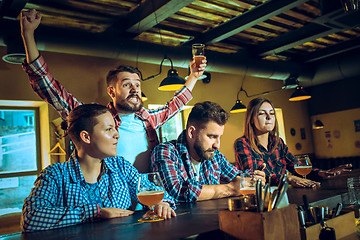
left=151, top=0, right=165, bottom=50
left=236, top=65, right=292, bottom=98
left=235, top=65, right=249, bottom=100
left=135, top=13, right=141, bottom=70
left=140, top=0, right=167, bottom=82
left=142, top=56, right=174, bottom=81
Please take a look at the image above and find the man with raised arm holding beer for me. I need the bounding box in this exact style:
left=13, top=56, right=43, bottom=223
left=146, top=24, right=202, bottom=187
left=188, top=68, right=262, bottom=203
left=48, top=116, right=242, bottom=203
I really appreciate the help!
left=20, top=9, right=207, bottom=174
left=151, top=101, right=265, bottom=202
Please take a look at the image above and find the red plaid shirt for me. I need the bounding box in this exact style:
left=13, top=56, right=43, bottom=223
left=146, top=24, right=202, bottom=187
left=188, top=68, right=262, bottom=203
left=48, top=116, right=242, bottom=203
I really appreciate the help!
left=22, top=55, right=193, bottom=151
left=234, top=136, right=320, bottom=185
left=152, top=131, right=240, bottom=202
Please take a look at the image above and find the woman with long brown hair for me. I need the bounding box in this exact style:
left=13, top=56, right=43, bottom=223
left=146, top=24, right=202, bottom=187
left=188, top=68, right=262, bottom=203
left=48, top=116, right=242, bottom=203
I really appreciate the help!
left=234, top=97, right=351, bottom=187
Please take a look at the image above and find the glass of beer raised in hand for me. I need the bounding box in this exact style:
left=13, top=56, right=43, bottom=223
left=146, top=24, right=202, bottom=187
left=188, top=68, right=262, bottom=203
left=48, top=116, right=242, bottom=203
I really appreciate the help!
left=192, top=43, right=205, bottom=68
left=137, top=172, right=165, bottom=222
left=294, top=154, right=312, bottom=179
left=239, top=173, right=256, bottom=196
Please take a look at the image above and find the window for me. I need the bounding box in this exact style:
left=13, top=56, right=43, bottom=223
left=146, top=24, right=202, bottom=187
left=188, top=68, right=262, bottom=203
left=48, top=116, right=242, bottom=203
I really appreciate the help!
left=0, top=109, right=38, bottom=174
left=0, top=101, right=49, bottom=216
left=148, top=105, right=193, bottom=143
left=158, top=111, right=183, bottom=142
left=275, top=108, right=286, bottom=143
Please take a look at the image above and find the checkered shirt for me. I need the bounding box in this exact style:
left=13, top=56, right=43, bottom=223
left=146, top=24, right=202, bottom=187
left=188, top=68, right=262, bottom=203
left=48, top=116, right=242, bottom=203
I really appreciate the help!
left=22, top=55, right=193, bottom=151
left=21, top=152, right=175, bottom=232
left=234, top=136, right=320, bottom=185
left=151, top=130, right=240, bottom=203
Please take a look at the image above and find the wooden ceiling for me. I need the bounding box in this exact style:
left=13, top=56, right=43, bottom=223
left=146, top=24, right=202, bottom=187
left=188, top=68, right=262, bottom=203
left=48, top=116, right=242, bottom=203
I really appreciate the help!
left=0, top=0, right=359, bottom=66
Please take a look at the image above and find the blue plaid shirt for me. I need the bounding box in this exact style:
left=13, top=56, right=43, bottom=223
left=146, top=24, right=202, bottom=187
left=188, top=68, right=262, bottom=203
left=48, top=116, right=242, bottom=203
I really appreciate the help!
left=151, top=130, right=240, bottom=203
left=21, top=152, right=175, bottom=232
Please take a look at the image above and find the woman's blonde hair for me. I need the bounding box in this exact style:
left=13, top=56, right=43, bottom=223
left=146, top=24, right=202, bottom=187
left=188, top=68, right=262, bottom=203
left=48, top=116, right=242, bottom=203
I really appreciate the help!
left=243, top=97, right=280, bottom=155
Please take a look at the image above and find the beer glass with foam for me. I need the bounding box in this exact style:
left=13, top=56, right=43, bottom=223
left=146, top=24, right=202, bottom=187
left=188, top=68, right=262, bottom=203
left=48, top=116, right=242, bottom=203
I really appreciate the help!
left=137, top=172, right=165, bottom=222
left=192, top=43, right=205, bottom=69
left=239, top=173, right=256, bottom=196
left=294, top=154, right=312, bottom=179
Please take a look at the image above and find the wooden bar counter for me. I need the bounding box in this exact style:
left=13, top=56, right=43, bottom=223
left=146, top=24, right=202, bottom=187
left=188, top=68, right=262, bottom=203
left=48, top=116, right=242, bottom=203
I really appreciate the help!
left=1, top=171, right=358, bottom=240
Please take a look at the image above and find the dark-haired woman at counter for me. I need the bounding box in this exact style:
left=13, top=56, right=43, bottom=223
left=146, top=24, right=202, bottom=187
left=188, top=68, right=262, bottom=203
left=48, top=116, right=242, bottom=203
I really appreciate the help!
left=234, top=97, right=352, bottom=188
left=21, top=104, right=176, bottom=232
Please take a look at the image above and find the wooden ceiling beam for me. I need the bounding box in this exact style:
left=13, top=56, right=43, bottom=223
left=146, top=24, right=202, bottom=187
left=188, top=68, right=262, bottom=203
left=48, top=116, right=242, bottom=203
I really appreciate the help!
left=255, top=9, right=359, bottom=57
left=125, top=0, right=195, bottom=34
left=255, top=22, right=334, bottom=56
left=183, top=0, right=309, bottom=46
left=156, top=24, right=197, bottom=38
left=301, top=36, right=360, bottom=63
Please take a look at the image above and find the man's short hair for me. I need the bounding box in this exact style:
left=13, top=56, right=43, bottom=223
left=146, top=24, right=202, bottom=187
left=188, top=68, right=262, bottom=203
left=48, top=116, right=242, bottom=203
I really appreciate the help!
left=106, top=65, right=142, bottom=86
left=187, top=101, right=229, bottom=129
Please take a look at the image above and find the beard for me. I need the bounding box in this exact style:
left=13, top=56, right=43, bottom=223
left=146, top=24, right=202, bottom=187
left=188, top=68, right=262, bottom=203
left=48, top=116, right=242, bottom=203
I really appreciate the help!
left=193, top=136, right=217, bottom=160
left=115, top=94, right=143, bottom=113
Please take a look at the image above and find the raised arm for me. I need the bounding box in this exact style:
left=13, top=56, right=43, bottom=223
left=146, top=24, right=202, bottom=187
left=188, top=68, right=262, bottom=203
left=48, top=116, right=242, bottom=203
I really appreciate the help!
left=20, top=9, right=82, bottom=119
left=185, top=57, right=207, bottom=91
left=20, top=9, right=41, bottom=63
left=146, top=58, right=206, bottom=130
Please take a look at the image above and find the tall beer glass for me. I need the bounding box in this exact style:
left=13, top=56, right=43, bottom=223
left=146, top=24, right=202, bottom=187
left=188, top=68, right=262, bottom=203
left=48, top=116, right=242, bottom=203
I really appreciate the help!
left=192, top=43, right=205, bottom=69
left=137, top=172, right=165, bottom=222
left=239, top=173, right=256, bottom=196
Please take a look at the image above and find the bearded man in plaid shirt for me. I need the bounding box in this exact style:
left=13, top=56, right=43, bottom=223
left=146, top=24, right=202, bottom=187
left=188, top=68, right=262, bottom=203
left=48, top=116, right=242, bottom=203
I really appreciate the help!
left=151, top=101, right=265, bottom=202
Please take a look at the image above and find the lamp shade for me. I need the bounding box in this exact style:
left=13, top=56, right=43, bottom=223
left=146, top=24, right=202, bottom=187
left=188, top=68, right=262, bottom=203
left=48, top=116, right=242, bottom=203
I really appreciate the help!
left=313, top=120, right=324, bottom=129
left=2, top=35, right=26, bottom=64
left=185, top=74, right=206, bottom=80
left=158, top=69, right=186, bottom=91
left=201, top=72, right=211, bottom=84
left=141, top=92, right=148, bottom=102
left=185, top=72, right=211, bottom=84
left=289, top=86, right=311, bottom=101
left=230, top=100, right=247, bottom=113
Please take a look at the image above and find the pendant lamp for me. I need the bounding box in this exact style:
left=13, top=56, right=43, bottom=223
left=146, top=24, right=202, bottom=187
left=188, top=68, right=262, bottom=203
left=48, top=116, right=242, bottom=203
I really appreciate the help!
left=289, top=86, right=311, bottom=101
left=158, top=68, right=185, bottom=91
left=312, top=120, right=324, bottom=129
left=141, top=92, right=148, bottom=102
left=230, top=100, right=247, bottom=113
left=143, top=56, right=185, bottom=91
